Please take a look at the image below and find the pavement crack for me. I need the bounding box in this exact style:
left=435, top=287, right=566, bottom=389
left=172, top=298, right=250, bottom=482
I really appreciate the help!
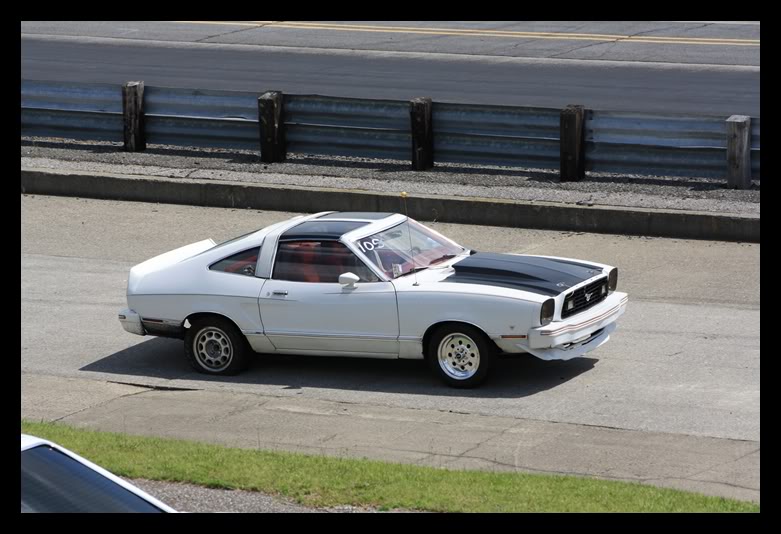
left=547, top=24, right=713, bottom=60
left=195, top=22, right=281, bottom=43
left=105, top=380, right=197, bottom=392
left=404, top=445, right=642, bottom=481
left=175, top=389, right=758, bottom=443
left=440, top=420, right=525, bottom=467
left=679, top=446, right=760, bottom=481
left=680, top=23, right=713, bottom=33
left=318, top=433, right=339, bottom=445
left=204, top=397, right=270, bottom=423
left=50, top=387, right=152, bottom=423
left=444, top=435, right=494, bottom=462
left=548, top=39, right=615, bottom=58
left=625, top=25, right=682, bottom=39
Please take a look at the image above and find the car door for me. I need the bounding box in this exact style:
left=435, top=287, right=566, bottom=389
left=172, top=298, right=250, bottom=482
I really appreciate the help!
left=259, top=240, right=399, bottom=357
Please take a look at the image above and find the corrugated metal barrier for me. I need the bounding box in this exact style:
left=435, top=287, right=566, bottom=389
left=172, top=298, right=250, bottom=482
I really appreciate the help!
left=21, top=80, right=760, bottom=181
left=433, top=103, right=560, bottom=168
left=21, top=80, right=122, bottom=142
left=284, top=95, right=410, bottom=160
left=144, top=86, right=259, bottom=150
left=586, top=110, right=760, bottom=179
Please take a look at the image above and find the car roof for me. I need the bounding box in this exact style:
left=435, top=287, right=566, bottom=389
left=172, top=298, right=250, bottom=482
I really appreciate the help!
left=280, top=212, right=398, bottom=241
left=317, top=212, right=396, bottom=221
left=21, top=433, right=48, bottom=451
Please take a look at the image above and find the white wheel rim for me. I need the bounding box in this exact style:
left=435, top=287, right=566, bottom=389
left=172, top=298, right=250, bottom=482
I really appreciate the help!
left=437, top=333, right=480, bottom=380
left=194, top=327, right=233, bottom=372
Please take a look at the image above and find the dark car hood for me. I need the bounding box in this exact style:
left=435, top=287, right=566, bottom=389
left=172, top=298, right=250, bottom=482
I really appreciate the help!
left=444, top=252, right=603, bottom=296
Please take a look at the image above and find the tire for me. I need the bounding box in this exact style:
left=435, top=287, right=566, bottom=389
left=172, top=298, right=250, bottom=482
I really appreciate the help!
left=426, top=324, right=495, bottom=388
left=184, top=317, right=249, bottom=376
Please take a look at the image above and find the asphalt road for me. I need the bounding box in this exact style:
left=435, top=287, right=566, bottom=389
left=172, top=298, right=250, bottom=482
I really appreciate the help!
left=20, top=195, right=759, bottom=442
left=21, top=21, right=761, bottom=65
left=21, top=21, right=760, bottom=115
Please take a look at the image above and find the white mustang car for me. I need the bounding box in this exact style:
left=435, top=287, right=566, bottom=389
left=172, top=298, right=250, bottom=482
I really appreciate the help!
left=119, top=212, right=628, bottom=387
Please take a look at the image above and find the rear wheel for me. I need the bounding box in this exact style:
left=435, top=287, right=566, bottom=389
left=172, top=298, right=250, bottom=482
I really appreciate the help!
left=426, top=324, right=494, bottom=388
left=184, top=317, right=248, bottom=375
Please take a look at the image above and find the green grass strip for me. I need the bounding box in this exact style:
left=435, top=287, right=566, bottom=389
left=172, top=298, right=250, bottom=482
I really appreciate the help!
left=21, top=420, right=758, bottom=512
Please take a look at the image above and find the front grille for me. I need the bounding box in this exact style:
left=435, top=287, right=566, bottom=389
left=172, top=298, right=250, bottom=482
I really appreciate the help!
left=561, top=277, right=608, bottom=318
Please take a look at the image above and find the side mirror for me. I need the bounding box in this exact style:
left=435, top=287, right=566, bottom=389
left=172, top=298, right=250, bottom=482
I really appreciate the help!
left=339, top=272, right=360, bottom=288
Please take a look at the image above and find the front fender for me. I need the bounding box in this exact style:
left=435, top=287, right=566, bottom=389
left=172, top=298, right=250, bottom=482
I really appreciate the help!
left=397, top=291, right=539, bottom=340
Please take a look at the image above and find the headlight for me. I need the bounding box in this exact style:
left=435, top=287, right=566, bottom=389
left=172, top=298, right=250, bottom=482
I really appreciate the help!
left=608, top=267, right=618, bottom=292
left=540, top=298, right=555, bottom=326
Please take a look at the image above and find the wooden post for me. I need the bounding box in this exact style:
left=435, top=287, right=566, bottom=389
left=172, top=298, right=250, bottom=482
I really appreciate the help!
left=560, top=105, right=585, bottom=181
left=258, top=91, right=285, bottom=163
left=726, top=115, right=751, bottom=189
left=410, top=97, right=434, bottom=171
left=122, top=81, right=145, bottom=152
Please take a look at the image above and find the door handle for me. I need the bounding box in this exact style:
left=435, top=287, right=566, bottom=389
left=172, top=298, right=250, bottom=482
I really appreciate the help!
left=272, top=290, right=288, bottom=296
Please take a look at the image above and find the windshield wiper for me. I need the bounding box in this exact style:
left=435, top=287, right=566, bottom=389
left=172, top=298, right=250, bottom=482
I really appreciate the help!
left=397, top=266, right=429, bottom=278
left=430, top=254, right=458, bottom=265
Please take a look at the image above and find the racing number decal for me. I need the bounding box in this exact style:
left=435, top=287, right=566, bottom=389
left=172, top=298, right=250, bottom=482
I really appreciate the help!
left=356, top=238, right=384, bottom=253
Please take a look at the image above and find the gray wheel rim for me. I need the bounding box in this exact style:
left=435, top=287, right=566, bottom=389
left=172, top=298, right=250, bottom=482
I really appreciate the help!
left=193, top=326, right=233, bottom=372
left=437, top=332, right=480, bottom=380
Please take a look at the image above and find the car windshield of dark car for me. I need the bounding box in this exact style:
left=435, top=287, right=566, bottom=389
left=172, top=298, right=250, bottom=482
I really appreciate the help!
left=351, top=219, right=466, bottom=279
left=21, top=445, right=165, bottom=513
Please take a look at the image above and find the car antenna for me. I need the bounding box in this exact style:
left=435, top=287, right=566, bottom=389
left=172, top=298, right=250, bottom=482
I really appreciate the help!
left=400, top=191, right=420, bottom=286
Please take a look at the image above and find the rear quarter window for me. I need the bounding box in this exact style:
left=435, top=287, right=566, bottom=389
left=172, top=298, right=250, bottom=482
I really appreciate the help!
left=210, top=247, right=260, bottom=276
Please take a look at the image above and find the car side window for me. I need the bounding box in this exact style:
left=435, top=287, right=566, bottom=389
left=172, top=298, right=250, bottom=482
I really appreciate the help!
left=274, top=241, right=379, bottom=283
left=210, top=247, right=260, bottom=277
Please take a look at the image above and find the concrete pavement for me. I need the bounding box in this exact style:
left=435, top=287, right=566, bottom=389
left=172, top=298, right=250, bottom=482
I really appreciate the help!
left=20, top=164, right=760, bottom=242
left=21, top=373, right=760, bottom=503
left=20, top=195, right=760, bottom=503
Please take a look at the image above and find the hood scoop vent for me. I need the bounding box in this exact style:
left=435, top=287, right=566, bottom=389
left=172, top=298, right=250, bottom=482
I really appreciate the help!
left=447, top=252, right=600, bottom=296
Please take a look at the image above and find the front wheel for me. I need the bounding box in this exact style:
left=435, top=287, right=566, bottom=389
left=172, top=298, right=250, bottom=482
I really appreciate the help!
left=426, top=324, right=494, bottom=388
left=184, top=317, right=249, bottom=375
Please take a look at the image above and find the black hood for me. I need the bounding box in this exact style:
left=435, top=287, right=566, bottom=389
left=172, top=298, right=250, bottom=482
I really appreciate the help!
left=444, top=252, right=603, bottom=296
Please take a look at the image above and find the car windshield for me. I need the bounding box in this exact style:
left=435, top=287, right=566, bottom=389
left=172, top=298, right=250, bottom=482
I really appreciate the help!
left=351, top=219, right=466, bottom=279
left=21, top=445, right=165, bottom=513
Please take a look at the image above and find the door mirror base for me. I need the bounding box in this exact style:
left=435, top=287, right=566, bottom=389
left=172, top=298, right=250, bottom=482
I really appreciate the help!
left=339, top=272, right=360, bottom=288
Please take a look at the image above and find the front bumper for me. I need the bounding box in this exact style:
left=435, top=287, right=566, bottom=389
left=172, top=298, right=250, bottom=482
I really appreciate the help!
left=524, top=292, right=628, bottom=361
left=525, top=322, right=615, bottom=361
left=118, top=308, right=146, bottom=336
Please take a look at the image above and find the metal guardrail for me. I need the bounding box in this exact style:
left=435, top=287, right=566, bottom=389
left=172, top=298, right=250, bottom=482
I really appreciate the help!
left=144, top=86, right=258, bottom=120
left=20, top=80, right=760, bottom=184
left=433, top=103, right=560, bottom=168
left=284, top=95, right=410, bottom=159
left=21, top=108, right=123, bottom=143
left=750, top=118, right=760, bottom=178
left=586, top=111, right=726, bottom=178
left=585, top=110, right=760, bottom=179
left=21, top=80, right=121, bottom=113
left=21, top=80, right=123, bottom=142
left=144, top=87, right=259, bottom=150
